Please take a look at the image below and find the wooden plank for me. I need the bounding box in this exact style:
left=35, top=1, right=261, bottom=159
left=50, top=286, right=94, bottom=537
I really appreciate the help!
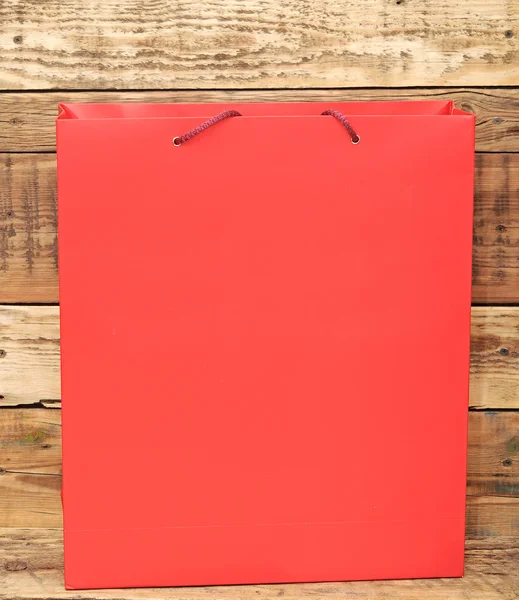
left=467, top=410, right=519, bottom=538
left=468, top=410, right=519, bottom=501
left=466, top=497, right=519, bottom=537
left=0, top=531, right=517, bottom=599
left=1, top=153, right=519, bottom=304
left=473, top=154, right=519, bottom=304
left=0, top=407, right=62, bottom=528
left=0, top=306, right=60, bottom=407
left=1, top=409, right=517, bottom=533
left=0, top=306, right=517, bottom=409
left=0, top=409, right=61, bottom=475
left=0, top=1, right=518, bottom=90
left=470, top=308, right=519, bottom=409
left=0, top=154, right=57, bottom=304
left=0, top=472, right=62, bottom=528
left=1, top=89, right=518, bottom=153
left=0, top=409, right=62, bottom=528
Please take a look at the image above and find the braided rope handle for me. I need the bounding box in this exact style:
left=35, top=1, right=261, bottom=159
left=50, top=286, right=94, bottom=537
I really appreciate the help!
left=173, top=109, right=360, bottom=146
left=173, top=110, right=242, bottom=146
left=321, top=109, right=360, bottom=144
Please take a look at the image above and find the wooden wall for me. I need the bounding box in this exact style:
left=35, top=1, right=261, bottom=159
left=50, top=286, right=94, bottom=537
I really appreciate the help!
left=0, top=0, right=518, bottom=544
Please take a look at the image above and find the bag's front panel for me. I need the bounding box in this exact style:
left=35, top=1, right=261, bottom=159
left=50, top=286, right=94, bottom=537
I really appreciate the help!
left=57, top=111, right=474, bottom=588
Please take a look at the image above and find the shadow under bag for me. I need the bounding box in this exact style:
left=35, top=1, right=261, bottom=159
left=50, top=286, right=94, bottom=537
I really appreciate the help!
left=56, top=100, right=475, bottom=589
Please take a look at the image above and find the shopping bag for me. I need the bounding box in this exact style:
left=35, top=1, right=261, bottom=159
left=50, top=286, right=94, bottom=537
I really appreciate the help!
left=56, top=100, right=475, bottom=589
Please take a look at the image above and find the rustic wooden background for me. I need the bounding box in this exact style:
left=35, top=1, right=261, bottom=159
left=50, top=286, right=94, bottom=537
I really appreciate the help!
left=0, top=0, right=518, bottom=597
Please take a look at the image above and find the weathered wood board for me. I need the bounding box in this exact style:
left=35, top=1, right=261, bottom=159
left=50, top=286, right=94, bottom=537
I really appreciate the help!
left=0, top=305, right=61, bottom=407
left=1, top=153, right=519, bottom=304
left=0, top=532, right=517, bottom=599
left=473, top=154, right=519, bottom=304
left=1, top=406, right=517, bottom=533
left=1, top=307, right=517, bottom=409
left=1, top=89, right=518, bottom=153
left=0, top=154, right=57, bottom=304
left=470, top=307, right=519, bottom=409
left=0, top=1, right=518, bottom=89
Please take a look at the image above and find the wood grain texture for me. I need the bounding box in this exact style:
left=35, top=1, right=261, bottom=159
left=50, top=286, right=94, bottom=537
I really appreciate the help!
left=1, top=153, right=519, bottom=304
left=0, top=306, right=517, bottom=409
left=0, top=472, right=62, bottom=528
left=467, top=411, right=519, bottom=538
left=0, top=409, right=62, bottom=528
left=1, top=89, right=518, bottom=153
left=0, top=306, right=60, bottom=406
left=0, top=408, right=61, bottom=474
left=468, top=410, right=519, bottom=501
left=470, top=307, right=519, bottom=408
left=0, top=408, right=517, bottom=532
left=473, top=154, right=519, bottom=304
left=0, top=1, right=518, bottom=90
left=466, top=496, right=519, bottom=538
left=0, top=154, right=57, bottom=303
left=0, top=532, right=517, bottom=599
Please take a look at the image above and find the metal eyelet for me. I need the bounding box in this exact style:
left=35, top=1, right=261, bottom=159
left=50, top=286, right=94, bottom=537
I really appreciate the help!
left=172, top=137, right=181, bottom=147
left=351, top=136, right=360, bottom=145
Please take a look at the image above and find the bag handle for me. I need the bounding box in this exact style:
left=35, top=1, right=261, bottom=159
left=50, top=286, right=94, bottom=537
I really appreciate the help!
left=172, top=109, right=360, bottom=147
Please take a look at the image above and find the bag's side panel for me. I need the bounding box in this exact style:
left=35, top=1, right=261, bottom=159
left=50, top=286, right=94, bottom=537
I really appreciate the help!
left=57, top=112, right=474, bottom=589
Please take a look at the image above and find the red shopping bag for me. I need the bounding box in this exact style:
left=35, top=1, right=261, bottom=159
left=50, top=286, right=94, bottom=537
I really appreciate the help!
left=57, top=101, right=474, bottom=589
